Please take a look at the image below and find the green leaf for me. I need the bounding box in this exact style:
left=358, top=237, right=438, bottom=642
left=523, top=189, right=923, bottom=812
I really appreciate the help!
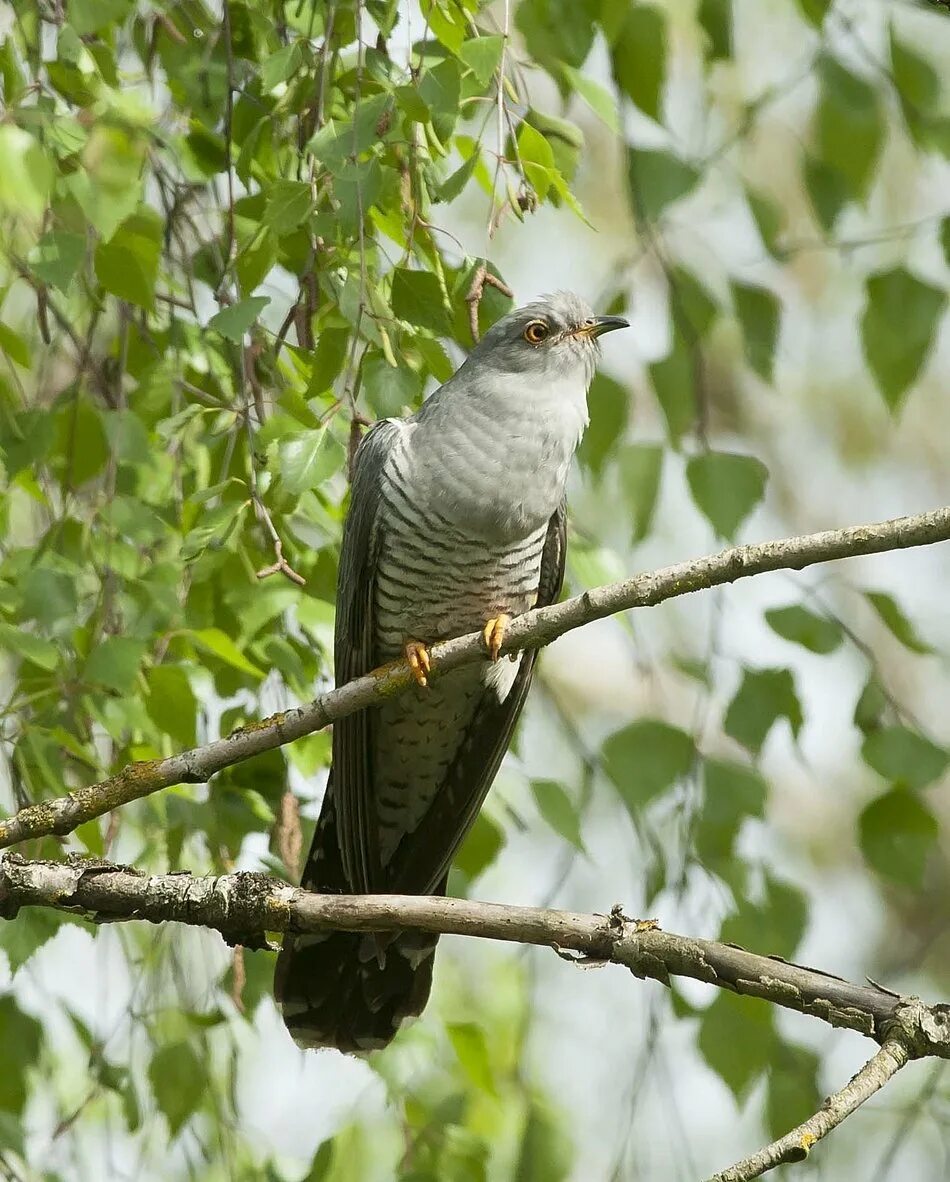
left=864, top=590, right=933, bottom=655
left=860, top=267, right=946, bottom=410
left=0, top=622, right=58, bottom=671
left=563, top=70, right=619, bottom=133
left=577, top=372, right=627, bottom=477
left=941, top=217, right=950, bottom=268
left=516, top=1099, right=572, bottom=1182
left=603, top=719, right=696, bottom=811
left=861, top=725, right=948, bottom=790
left=889, top=27, right=939, bottom=109
left=259, top=42, right=303, bottom=92
left=0, top=909, right=65, bottom=975
left=698, top=0, right=732, bottom=61
left=0, top=322, right=30, bottom=367
left=609, top=4, right=667, bottom=121
left=447, top=1023, right=496, bottom=1096
left=517, top=121, right=558, bottom=201
left=453, top=811, right=505, bottom=883
left=0, top=125, right=52, bottom=218
left=84, top=637, right=147, bottom=693
left=793, top=0, right=832, bottom=26
left=417, top=58, right=461, bottom=143
left=391, top=267, right=452, bottom=334
left=208, top=296, right=270, bottom=343
left=669, top=266, right=719, bottom=337
left=459, top=36, right=504, bottom=86
left=187, top=628, right=264, bottom=679
left=148, top=1042, right=205, bottom=1137
left=94, top=209, right=162, bottom=309
left=649, top=324, right=697, bottom=443
left=686, top=451, right=768, bottom=540
left=436, top=151, right=480, bottom=203
left=145, top=665, right=197, bottom=747
left=720, top=874, right=807, bottom=960
left=731, top=281, right=780, bottom=383
left=627, top=149, right=699, bottom=223
left=0, top=997, right=42, bottom=1117
left=804, top=151, right=848, bottom=231
left=56, top=396, right=109, bottom=485
left=28, top=230, right=87, bottom=291
left=698, top=992, right=774, bottom=1102
left=725, top=667, right=803, bottom=755
left=618, top=444, right=664, bottom=542
left=307, top=327, right=350, bottom=395
left=531, top=779, right=585, bottom=851
left=279, top=428, right=344, bottom=495
left=515, top=0, right=598, bottom=72
left=854, top=675, right=889, bottom=737
left=696, top=759, right=767, bottom=867
left=264, top=180, right=313, bottom=235
left=766, top=1043, right=821, bottom=1140
left=815, top=55, right=884, bottom=201
left=859, top=787, right=938, bottom=888
left=765, top=605, right=843, bottom=654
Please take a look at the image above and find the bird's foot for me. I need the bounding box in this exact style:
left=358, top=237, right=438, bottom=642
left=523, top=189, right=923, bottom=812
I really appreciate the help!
left=482, top=614, right=511, bottom=663
left=404, top=640, right=431, bottom=688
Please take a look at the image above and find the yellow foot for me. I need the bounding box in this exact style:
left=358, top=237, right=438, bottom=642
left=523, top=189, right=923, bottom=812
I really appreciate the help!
left=482, top=613, right=511, bottom=663
left=404, top=640, right=431, bottom=688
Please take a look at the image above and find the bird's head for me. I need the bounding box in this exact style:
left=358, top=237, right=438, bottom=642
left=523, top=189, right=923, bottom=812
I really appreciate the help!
left=469, top=291, right=629, bottom=384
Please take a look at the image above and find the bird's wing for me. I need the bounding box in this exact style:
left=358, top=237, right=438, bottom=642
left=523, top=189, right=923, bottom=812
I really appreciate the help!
left=332, top=418, right=404, bottom=893
left=386, top=501, right=568, bottom=895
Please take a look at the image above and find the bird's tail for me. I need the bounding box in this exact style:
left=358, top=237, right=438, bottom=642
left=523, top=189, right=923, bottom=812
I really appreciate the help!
left=275, top=789, right=443, bottom=1054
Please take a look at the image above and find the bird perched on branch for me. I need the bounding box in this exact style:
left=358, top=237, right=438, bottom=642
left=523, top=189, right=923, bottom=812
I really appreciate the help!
left=276, top=291, right=628, bottom=1052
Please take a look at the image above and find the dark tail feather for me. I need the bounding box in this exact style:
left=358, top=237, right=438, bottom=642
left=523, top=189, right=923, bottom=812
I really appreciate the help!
left=275, top=785, right=443, bottom=1053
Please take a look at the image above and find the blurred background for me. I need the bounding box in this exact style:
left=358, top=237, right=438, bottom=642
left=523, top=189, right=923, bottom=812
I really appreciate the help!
left=0, top=0, right=949, bottom=1178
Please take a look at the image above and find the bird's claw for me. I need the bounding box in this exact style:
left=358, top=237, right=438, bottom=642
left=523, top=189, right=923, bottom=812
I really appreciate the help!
left=482, top=614, right=511, bottom=663
left=404, top=640, right=431, bottom=688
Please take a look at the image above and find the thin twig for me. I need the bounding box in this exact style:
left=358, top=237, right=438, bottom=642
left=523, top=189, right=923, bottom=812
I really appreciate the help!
left=0, top=505, right=949, bottom=849
left=705, top=1040, right=912, bottom=1182
left=253, top=499, right=306, bottom=586
left=465, top=262, right=514, bottom=342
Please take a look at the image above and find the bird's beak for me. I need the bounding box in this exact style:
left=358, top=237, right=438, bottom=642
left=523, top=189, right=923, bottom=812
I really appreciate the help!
left=573, top=315, right=630, bottom=339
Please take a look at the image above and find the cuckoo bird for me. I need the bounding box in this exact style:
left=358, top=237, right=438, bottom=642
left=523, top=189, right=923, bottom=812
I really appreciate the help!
left=276, top=292, right=628, bottom=1052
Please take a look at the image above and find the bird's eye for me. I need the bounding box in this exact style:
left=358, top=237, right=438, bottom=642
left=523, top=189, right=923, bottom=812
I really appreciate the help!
left=523, top=320, right=549, bottom=344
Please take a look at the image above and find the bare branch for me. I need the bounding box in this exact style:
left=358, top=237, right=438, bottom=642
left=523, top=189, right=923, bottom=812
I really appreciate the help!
left=705, top=1040, right=911, bottom=1182
left=1, top=857, right=949, bottom=1063
left=1, top=505, right=949, bottom=850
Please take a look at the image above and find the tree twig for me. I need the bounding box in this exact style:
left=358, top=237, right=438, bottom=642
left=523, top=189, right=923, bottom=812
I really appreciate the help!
left=0, top=505, right=948, bottom=850
left=1, top=857, right=949, bottom=1064
left=705, top=1040, right=911, bottom=1182
left=465, top=261, right=514, bottom=342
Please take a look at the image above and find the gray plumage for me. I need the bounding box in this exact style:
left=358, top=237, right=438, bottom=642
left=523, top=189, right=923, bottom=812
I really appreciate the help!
left=276, top=291, right=628, bottom=1052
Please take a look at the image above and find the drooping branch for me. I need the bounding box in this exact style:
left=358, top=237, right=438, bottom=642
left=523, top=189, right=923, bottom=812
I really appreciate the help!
left=2, top=856, right=949, bottom=1064
left=705, top=1040, right=910, bottom=1182
left=1, top=505, right=948, bottom=851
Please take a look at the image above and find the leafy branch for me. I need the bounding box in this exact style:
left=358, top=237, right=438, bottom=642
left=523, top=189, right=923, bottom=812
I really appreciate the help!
left=1, top=505, right=948, bottom=851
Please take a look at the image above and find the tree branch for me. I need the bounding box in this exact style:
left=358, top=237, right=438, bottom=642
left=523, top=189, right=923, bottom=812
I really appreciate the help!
left=2, top=856, right=950, bottom=1064
left=705, top=1039, right=911, bottom=1182
left=1, top=506, right=948, bottom=850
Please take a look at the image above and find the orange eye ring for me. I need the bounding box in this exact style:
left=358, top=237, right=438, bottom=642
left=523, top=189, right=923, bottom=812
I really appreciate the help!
left=523, top=320, right=549, bottom=344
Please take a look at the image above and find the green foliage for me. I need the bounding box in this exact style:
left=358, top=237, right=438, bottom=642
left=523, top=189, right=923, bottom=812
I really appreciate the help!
left=861, top=725, right=948, bottom=790
left=860, top=268, right=946, bottom=409
left=603, top=719, right=696, bottom=811
left=0, top=0, right=947, bottom=1176
left=765, top=605, right=843, bottom=654
left=686, top=452, right=769, bottom=539
left=859, top=787, right=939, bottom=888
left=725, top=668, right=803, bottom=755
